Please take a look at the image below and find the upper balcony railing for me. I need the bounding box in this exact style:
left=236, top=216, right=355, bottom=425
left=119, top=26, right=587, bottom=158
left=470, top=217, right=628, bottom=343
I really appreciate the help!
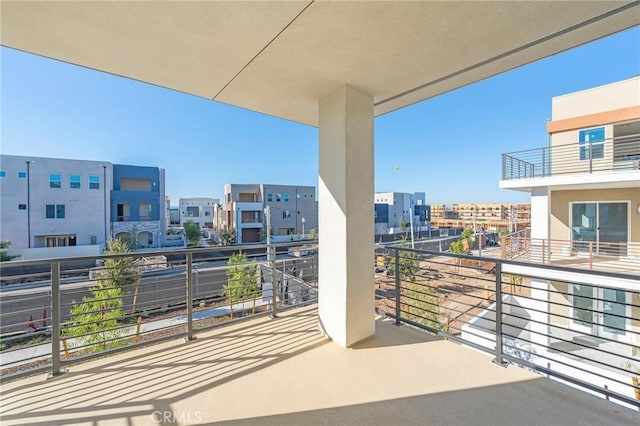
left=502, top=134, right=640, bottom=180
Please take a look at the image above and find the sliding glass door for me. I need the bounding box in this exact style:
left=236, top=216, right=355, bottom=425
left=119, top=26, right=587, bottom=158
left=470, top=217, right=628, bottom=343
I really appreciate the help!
left=571, top=202, right=628, bottom=256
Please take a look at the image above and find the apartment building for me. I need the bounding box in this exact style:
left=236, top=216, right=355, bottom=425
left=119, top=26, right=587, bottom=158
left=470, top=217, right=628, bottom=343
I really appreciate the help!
left=374, top=192, right=425, bottom=234
left=179, top=197, right=219, bottom=229
left=499, top=77, right=640, bottom=365
left=0, top=155, right=112, bottom=250
left=223, top=183, right=318, bottom=244
left=109, top=164, right=167, bottom=249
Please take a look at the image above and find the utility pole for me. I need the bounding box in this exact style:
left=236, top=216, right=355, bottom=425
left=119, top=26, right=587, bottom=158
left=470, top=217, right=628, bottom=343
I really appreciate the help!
left=265, top=206, right=271, bottom=261
left=409, top=207, right=415, bottom=249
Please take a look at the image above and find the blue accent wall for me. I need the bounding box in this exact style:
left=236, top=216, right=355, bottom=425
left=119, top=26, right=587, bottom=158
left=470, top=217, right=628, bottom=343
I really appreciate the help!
left=374, top=204, right=388, bottom=224
left=111, top=164, right=161, bottom=222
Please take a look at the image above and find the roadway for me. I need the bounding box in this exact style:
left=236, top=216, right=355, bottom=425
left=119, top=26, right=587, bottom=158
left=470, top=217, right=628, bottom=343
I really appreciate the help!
left=0, top=255, right=314, bottom=335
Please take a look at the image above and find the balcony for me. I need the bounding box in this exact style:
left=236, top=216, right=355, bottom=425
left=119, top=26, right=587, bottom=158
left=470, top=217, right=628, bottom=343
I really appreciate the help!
left=501, top=135, right=640, bottom=183
left=501, top=229, right=640, bottom=275
left=1, top=244, right=639, bottom=424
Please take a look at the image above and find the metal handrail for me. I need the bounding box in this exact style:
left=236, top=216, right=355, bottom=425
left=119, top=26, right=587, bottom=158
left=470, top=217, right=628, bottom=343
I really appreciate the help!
left=502, top=133, right=640, bottom=180
left=377, top=245, right=640, bottom=409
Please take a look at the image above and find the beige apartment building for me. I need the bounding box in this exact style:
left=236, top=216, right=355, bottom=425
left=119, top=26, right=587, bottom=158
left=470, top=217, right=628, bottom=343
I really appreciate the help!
left=429, top=203, right=531, bottom=231
left=223, top=183, right=318, bottom=244
left=501, top=76, right=640, bottom=352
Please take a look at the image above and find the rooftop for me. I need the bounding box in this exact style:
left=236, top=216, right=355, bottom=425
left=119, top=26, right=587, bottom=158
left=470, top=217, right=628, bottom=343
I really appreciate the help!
left=1, top=306, right=636, bottom=426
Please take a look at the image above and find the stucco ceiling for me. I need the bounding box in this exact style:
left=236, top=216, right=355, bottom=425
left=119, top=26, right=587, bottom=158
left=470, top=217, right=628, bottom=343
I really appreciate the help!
left=2, top=1, right=639, bottom=126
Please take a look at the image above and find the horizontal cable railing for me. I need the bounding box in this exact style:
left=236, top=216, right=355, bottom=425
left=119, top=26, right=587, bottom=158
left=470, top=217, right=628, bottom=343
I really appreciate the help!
left=375, top=245, right=640, bottom=409
left=0, top=242, right=317, bottom=380
left=502, top=134, right=640, bottom=180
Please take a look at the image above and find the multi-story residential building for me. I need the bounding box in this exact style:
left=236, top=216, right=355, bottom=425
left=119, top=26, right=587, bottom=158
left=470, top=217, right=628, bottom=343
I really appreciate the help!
left=110, top=164, right=166, bottom=249
left=179, top=197, right=219, bottom=229
left=0, top=155, right=112, bottom=250
left=223, top=183, right=318, bottom=244
left=374, top=192, right=425, bottom=234
left=498, top=77, right=640, bottom=398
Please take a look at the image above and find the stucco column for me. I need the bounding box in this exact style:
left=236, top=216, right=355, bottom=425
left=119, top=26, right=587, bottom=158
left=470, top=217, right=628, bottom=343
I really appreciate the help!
left=318, top=85, right=375, bottom=348
left=529, top=187, right=550, bottom=349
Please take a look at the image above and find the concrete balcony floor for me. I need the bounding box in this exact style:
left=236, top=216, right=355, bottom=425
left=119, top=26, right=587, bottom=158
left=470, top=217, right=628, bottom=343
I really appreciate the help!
left=1, top=306, right=636, bottom=426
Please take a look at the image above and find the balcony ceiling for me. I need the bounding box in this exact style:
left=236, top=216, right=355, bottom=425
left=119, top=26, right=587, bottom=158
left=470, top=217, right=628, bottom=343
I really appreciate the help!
left=2, top=1, right=639, bottom=126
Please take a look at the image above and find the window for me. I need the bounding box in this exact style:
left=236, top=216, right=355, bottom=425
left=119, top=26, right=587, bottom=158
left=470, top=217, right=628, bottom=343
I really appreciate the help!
left=187, top=206, right=199, bottom=217
left=284, top=193, right=289, bottom=202
left=70, top=174, right=81, bottom=189
left=579, top=127, right=605, bottom=160
left=205, top=211, right=211, bottom=216
left=90, top=236, right=97, bottom=245
left=46, top=204, right=65, bottom=219
left=0, top=171, right=5, bottom=178
left=276, top=193, right=281, bottom=202
left=18, top=204, right=27, bottom=210
left=18, top=171, right=27, bottom=179
left=282, top=211, right=291, bottom=219
left=49, top=173, right=61, bottom=188
left=89, top=175, right=100, bottom=189
left=267, top=193, right=273, bottom=202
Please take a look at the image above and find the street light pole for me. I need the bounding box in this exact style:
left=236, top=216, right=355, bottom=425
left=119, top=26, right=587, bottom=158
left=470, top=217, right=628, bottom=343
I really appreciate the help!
left=301, top=217, right=306, bottom=238
left=26, top=161, right=32, bottom=248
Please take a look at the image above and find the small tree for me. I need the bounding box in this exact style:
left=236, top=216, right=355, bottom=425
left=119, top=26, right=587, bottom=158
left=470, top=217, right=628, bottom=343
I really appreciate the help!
left=223, top=251, right=258, bottom=318
left=219, top=226, right=236, bottom=246
left=99, top=239, right=141, bottom=315
left=184, top=221, right=201, bottom=247
left=0, top=241, right=19, bottom=262
left=309, top=228, right=317, bottom=241
left=449, top=239, right=466, bottom=276
left=461, top=228, right=473, bottom=250
left=63, top=284, right=125, bottom=353
left=388, top=238, right=419, bottom=283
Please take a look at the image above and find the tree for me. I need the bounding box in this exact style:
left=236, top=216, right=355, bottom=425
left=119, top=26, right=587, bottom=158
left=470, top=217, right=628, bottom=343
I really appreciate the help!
left=219, top=226, right=236, bottom=246
left=63, top=284, right=125, bottom=353
left=223, top=251, right=258, bottom=318
left=388, top=238, right=419, bottom=283
left=449, top=239, right=466, bottom=276
left=461, top=228, right=473, bottom=251
left=309, top=228, right=317, bottom=241
left=98, top=239, right=141, bottom=315
left=0, top=241, right=19, bottom=262
left=184, top=221, right=201, bottom=247
left=64, top=239, right=139, bottom=352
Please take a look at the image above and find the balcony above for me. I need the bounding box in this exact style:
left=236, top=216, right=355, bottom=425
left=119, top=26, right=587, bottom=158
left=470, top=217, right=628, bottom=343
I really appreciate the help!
left=500, top=135, right=640, bottom=192
left=1, top=306, right=635, bottom=426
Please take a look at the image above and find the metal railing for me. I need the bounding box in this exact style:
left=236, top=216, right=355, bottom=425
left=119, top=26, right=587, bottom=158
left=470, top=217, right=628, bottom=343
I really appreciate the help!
left=0, top=241, right=318, bottom=380
left=502, top=134, right=640, bottom=180
left=500, top=230, right=640, bottom=275
left=375, top=245, right=640, bottom=409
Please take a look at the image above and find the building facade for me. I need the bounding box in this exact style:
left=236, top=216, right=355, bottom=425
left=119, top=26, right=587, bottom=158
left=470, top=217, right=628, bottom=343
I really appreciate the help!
left=110, top=164, right=167, bottom=249
left=179, top=197, right=219, bottom=229
left=0, top=155, right=112, bottom=250
left=374, top=192, right=426, bottom=234
left=223, top=183, right=318, bottom=244
left=500, top=76, right=640, bottom=349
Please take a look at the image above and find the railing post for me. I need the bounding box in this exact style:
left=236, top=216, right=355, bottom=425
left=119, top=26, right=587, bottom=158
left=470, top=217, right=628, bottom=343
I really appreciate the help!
left=588, top=142, right=593, bottom=173
left=270, top=245, right=278, bottom=318
left=493, top=262, right=508, bottom=367
left=589, top=241, right=593, bottom=270
left=47, top=261, right=67, bottom=379
left=185, top=252, right=195, bottom=341
left=394, top=248, right=401, bottom=326
left=541, top=148, right=546, bottom=177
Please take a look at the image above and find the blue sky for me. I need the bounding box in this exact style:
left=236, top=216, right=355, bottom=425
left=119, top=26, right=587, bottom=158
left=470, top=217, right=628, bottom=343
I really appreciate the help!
left=1, top=27, right=639, bottom=205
